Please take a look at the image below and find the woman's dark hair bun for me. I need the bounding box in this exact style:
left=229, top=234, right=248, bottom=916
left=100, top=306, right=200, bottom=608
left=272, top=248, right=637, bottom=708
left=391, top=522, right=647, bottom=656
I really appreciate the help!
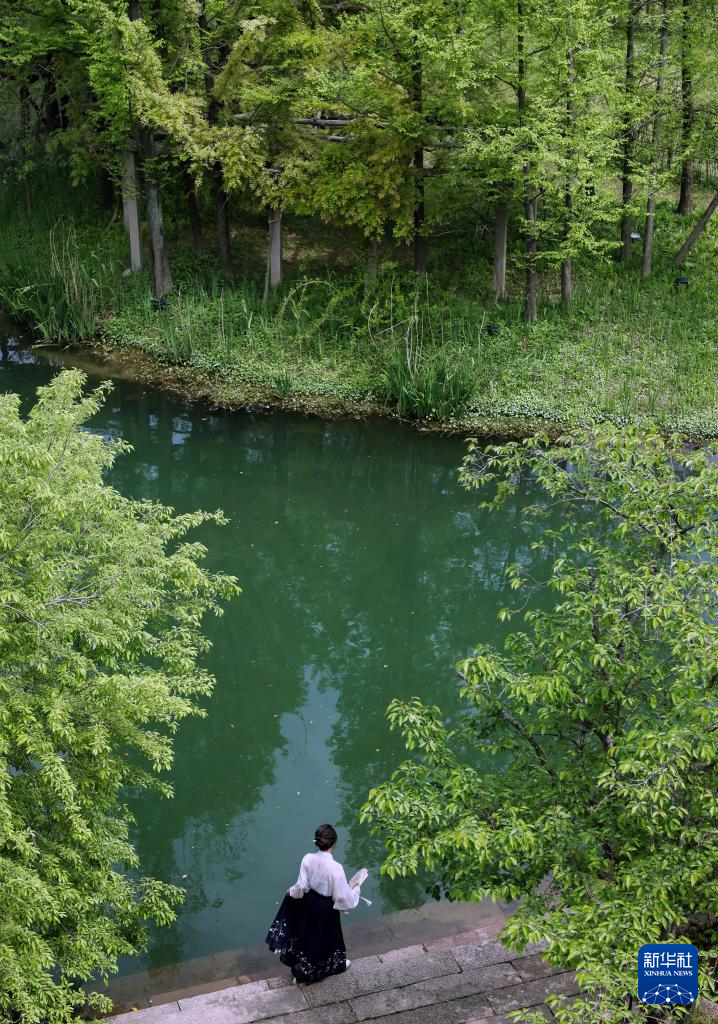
left=314, top=824, right=337, bottom=851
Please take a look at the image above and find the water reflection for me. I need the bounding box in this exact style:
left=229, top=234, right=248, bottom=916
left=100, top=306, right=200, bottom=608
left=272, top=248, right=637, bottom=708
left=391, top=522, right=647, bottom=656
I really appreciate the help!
left=1, top=333, right=554, bottom=976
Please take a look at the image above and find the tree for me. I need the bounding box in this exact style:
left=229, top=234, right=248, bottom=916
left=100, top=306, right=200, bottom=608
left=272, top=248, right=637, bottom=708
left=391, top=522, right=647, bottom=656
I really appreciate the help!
left=640, top=0, right=669, bottom=280
left=198, top=0, right=237, bottom=278
left=0, top=371, right=238, bottom=1023
left=211, top=0, right=324, bottom=284
left=675, top=0, right=693, bottom=215
left=279, top=0, right=482, bottom=272
left=674, top=189, right=718, bottom=264
left=618, top=0, right=640, bottom=263
left=1, top=0, right=717, bottom=318
left=362, top=424, right=718, bottom=1022
left=462, top=0, right=617, bottom=318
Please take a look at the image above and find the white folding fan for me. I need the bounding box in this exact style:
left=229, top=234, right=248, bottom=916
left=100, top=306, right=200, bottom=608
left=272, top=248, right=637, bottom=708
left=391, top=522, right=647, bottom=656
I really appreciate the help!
left=348, top=868, right=371, bottom=905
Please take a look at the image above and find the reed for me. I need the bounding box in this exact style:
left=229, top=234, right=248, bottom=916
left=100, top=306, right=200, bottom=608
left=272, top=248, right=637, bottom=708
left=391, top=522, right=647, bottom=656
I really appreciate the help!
left=0, top=182, right=124, bottom=342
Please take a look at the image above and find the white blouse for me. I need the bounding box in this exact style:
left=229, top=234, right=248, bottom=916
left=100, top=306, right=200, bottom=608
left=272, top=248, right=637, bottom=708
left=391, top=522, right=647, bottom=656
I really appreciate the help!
left=288, top=851, right=361, bottom=911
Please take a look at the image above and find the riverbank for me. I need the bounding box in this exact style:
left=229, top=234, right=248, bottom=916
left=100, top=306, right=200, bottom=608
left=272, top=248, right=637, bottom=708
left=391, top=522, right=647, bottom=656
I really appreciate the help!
left=98, top=900, right=512, bottom=1013
left=104, top=929, right=718, bottom=1024
left=13, top=333, right=553, bottom=440
left=2, top=181, right=718, bottom=438
left=107, top=927, right=575, bottom=1023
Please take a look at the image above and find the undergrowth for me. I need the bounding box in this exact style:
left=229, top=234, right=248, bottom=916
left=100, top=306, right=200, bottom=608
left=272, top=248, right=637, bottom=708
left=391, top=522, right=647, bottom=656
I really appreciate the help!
left=1, top=174, right=717, bottom=431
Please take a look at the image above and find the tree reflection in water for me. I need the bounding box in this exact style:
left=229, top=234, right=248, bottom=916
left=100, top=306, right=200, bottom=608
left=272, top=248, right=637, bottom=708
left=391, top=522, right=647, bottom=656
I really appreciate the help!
left=1, top=342, right=559, bottom=976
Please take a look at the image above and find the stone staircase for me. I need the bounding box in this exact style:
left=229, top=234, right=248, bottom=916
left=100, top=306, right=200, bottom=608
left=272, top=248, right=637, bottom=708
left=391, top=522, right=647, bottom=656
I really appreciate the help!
left=109, top=933, right=578, bottom=1024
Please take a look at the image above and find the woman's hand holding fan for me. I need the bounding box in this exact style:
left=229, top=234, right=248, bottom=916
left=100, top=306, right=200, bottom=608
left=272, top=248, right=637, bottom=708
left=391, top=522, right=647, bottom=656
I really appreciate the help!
left=348, top=868, right=371, bottom=905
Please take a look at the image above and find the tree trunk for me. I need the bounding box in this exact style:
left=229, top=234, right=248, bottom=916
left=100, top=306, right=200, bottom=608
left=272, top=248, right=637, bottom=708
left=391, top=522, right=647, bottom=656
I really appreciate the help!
left=641, top=207, right=656, bottom=283
left=263, top=244, right=271, bottom=305
left=121, top=149, right=142, bottom=272
left=414, top=160, right=426, bottom=274
left=368, top=236, right=380, bottom=277
left=674, top=191, right=718, bottom=264
left=144, top=135, right=172, bottom=297
left=146, top=182, right=172, bottom=297
left=561, top=257, right=572, bottom=308
left=641, top=0, right=669, bottom=281
left=620, top=1, right=637, bottom=261
left=198, top=5, right=233, bottom=276
left=413, top=161, right=426, bottom=275
left=518, top=0, right=537, bottom=323
left=562, top=8, right=575, bottom=310
left=524, top=196, right=538, bottom=324
left=412, top=35, right=426, bottom=274
left=678, top=157, right=694, bottom=217
left=123, top=0, right=143, bottom=271
left=43, top=71, right=61, bottom=135
left=269, top=208, right=283, bottom=288
left=184, top=172, right=205, bottom=259
left=493, top=200, right=508, bottom=300
left=677, top=0, right=694, bottom=215
left=213, top=166, right=233, bottom=277
left=19, top=84, right=32, bottom=218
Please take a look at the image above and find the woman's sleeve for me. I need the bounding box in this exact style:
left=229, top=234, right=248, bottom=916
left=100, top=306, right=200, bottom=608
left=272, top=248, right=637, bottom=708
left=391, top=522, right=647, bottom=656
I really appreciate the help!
left=288, top=855, right=310, bottom=899
left=331, top=863, right=361, bottom=911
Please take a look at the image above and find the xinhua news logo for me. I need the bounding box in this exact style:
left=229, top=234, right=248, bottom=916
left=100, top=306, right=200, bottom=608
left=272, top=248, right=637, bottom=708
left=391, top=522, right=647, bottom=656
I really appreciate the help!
left=638, top=944, right=698, bottom=1005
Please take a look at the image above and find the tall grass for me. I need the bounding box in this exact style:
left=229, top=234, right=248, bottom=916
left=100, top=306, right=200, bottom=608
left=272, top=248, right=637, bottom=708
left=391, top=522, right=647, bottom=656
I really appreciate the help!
left=0, top=224, right=122, bottom=343
left=1, top=174, right=717, bottom=430
left=0, top=179, right=125, bottom=343
left=374, top=299, right=478, bottom=420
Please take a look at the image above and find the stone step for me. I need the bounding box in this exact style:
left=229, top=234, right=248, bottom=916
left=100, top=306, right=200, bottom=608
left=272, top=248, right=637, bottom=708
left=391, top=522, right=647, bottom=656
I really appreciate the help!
left=486, top=971, right=579, bottom=1016
left=302, top=950, right=462, bottom=1008
left=348, top=961, right=522, bottom=1021
left=107, top=935, right=574, bottom=1024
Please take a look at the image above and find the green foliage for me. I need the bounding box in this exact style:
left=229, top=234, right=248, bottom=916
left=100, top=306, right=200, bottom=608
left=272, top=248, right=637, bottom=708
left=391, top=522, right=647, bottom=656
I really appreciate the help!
left=2, top=0, right=718, bottom=1009
left=270, top=365, right=295, bottom=397
left=361, top=424, right=718, bottom=1021
left=1, top=182, right=718, bottom=430
left=6, top=0, right=718, bottom=268
left=378, top=311, right=477, bottom=421
left=381, top=346, right=476, bottom=421
left=0, top=221, right=122, bottom=343
left=0, top=371, right=239, bottom=1023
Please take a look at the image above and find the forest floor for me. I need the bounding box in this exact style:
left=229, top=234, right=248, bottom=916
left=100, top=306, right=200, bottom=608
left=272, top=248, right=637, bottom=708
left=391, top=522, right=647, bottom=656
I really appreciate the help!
left=2, top=180, right=718, bottom=438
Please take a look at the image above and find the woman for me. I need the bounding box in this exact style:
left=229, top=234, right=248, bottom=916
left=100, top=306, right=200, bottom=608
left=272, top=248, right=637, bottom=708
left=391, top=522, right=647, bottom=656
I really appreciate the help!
left=265, top=823, right=365, bottom=984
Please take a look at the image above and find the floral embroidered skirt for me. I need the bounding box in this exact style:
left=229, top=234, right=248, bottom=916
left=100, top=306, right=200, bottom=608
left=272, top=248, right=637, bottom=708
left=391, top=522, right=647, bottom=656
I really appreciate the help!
left=266, top=890, right=347, bottom=984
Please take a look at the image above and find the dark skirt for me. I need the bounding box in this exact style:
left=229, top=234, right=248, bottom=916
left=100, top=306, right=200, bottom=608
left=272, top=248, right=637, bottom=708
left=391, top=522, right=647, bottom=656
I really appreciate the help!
left=266, top=890, right=347, bottom=984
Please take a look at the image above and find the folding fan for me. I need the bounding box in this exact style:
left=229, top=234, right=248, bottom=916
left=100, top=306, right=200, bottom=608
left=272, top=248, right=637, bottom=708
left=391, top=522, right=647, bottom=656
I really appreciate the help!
left=348, top=868, right=371, bottom=905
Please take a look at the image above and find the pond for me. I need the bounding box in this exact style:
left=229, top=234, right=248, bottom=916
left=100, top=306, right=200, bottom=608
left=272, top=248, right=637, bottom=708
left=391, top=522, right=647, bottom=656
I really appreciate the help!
left=0, top=326, right=554, bottom=998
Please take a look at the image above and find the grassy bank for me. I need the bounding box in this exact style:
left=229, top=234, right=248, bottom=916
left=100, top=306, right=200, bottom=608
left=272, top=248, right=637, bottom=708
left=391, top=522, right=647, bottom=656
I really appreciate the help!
left=2, top=176, right=718, bottom=436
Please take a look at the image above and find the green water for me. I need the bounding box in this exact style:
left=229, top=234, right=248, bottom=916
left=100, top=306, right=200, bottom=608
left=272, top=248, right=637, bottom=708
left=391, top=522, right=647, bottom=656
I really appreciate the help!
left=0, top=332, right=551, bottom=978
